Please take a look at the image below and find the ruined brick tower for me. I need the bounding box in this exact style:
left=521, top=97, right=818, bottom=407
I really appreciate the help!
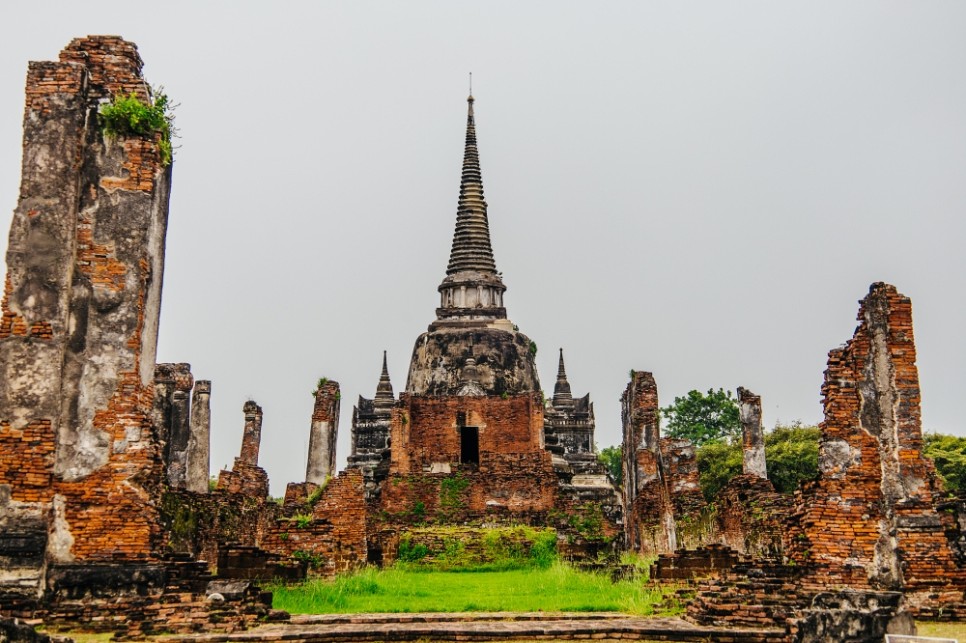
left=787, top=282, right=966, bottom=603
left=356, top=95, right=621, bottom=558
left=405, top=94, right=541, bottom=397
left=0, top=37, right=172, bottom=600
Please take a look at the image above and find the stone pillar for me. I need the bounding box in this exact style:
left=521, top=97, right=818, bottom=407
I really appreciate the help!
left=621, top=371, right=676, bottom=554
left=186, top=380, right=211, bottom=493
left=0, top=36, right=172, bottom=570
left=239, top=401, right=263, bottom=466
left=737, top=387, right=766, bottom=479
left=153, top=363, right=194, bottom=489
left=306, top=380, right=340, bottom=484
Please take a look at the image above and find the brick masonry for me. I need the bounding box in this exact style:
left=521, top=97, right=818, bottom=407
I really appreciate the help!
left=0, top=37, right=172, bottom=600
left=785, top=283, right=966, bottom=606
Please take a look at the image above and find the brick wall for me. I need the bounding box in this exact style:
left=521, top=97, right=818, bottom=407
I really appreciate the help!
left=261, top=470, right=367, bottom=576
left=716, top=474, right=791, bottom=557
left=786, top=283, right=966, bottom=602
left=0, top=36, right=171, bottom=578
left=390, top=393, right=548, bottom=475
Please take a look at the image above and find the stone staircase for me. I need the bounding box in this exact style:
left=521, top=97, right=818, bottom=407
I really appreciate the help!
left=157, top=611, right=788, bottom=642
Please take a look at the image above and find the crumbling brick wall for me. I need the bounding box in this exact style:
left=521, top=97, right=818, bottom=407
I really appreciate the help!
left=217, top=401, right=269, bottom=499
left=716, top=474, right=791, bottom=557
left=261, top=470, right=367, bottom=576
left=786, top=283, right=966, bottom=605
left=660, top=437, right=708, bottom=547
left=0, top=37, right=172, bottom=601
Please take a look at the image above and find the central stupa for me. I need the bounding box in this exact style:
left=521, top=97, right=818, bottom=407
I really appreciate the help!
left=405, top=94, right=541, bottom=396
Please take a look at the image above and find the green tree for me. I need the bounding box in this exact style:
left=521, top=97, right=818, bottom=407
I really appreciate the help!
left=694, top=423, right=820, bottom=499
left=696, top=440, right=742, bottom=499
left=597, top=445, right=623, bottom=486
left=661, top=388, right=740, bottom=446
left=924, top=433, right=966, bottom=495
left=765, top=424, right=819, bottom=493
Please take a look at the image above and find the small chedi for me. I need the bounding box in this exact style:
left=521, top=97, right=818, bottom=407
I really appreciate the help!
left=1, top=35, right=966, bottom=643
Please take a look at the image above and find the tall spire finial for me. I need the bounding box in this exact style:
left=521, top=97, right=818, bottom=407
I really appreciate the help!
left=375, top=350, right=394, bottom=405
left=442, top=90, right=500, bottom=277
left=435, top=90, right=508, bottom=325
left=469, top=72, right=473, bottom=99
left=552, top=348, right=574, bottom=409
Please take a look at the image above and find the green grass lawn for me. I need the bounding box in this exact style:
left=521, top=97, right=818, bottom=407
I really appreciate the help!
left=269, top=563, right=681, bottom=616
left=917, top=621, right=966, bottom=640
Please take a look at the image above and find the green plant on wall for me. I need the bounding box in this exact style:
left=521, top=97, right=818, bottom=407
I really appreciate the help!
left=439, top=475, right=470, bottom=509
left=293, top=550, right=325, bottom=569
left=398, top=536, right=429, bottom=562
left=98, top=87, right=175, bottom=166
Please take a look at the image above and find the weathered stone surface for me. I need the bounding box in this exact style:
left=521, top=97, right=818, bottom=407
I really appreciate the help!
left=406, top=326, right=541, bottom=396
left=0, top=37, right=171, bottom=605
left=306, top=380, right=339, bottom=484
left=153, top=363, right=194, bottom=489
left=186, top=379, right=211, bottom=493
left=786, top=283, right=965, bottom=603
left=621, top=371, right=677, bottom=554
left=738, top=386, right=767, bottom=479
left=348, top=354, right=394, bottom=500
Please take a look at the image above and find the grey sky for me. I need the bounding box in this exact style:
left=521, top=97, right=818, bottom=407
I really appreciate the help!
left=1, top=2, right=964, bottom=495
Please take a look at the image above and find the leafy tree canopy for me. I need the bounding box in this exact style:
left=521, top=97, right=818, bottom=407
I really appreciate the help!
left=695, top=423, right=820, bottom=499
left=661, top=388, right=740, bottom=446
left=597, top=445, right=623, bottom=486
left=924, top=433, right=966, bottom=496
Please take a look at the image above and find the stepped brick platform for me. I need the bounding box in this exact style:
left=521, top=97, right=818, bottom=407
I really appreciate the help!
left=156, top=612, right=787, bottom=642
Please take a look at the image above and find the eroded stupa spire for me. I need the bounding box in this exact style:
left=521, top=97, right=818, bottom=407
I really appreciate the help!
left=552, top=348, right=574, bottom=409
left=445, top=94, right=499, bottom=275
left=436, top=93, right=508, bottom=322
left=374, top=351, right=394, bottom=406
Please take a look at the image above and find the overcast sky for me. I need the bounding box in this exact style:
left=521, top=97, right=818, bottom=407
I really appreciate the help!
left=1, top=2, right=964, bottom=495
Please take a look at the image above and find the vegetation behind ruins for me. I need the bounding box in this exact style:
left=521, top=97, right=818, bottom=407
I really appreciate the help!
left=268, top=564, right=681, bottom=615
left=661, top=388, right=741, bottom=446
left=924, top=433, right=966, bottom=495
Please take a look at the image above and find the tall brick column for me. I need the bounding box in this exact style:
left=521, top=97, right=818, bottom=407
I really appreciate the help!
left=787, top=283, right=965, bottom=603
left=239, top=401, right=263, bottom=466
left=186, top=380, right=211, bottom=493
left=306, top=380, right=340, bottom=485
left=737, top=387, right=766, bottom=479
left=621, top=371, right=676, bottom=554
left=217, top=401, right=269, bottom=498
left=0, top=36, right=172, bottom=584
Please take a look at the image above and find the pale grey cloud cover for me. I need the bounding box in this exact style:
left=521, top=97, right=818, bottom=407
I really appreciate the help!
left=1, top=2, right=964, bottom=495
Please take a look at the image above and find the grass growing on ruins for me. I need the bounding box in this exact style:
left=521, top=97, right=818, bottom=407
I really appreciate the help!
left=269, top=563, right=680, bottom=615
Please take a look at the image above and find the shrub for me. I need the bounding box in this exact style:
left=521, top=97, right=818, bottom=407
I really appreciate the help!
left=398, top=536, right=429, bottom=562
left=98, top=88, right=175, bottom=165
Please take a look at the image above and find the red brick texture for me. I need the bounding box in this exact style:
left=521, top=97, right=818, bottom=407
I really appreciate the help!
left=786, top=283, right=965, bottom=602
left=261, top=470, right=368, bottom=576
left=0, top=36, right=169, bottom=563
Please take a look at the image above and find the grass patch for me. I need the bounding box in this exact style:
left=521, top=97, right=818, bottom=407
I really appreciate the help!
left=269, top=563, right=680, bottom=615
left=916, top=621, right=966, bottom=639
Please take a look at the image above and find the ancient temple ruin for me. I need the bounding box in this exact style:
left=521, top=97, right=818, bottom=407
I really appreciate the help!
left=346, top=94, right=621, bottom=561
left=2, top=35, right=966, bottom=642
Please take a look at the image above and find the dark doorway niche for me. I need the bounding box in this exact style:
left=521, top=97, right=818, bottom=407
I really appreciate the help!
left=460, top=426, right=480, bottom=465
